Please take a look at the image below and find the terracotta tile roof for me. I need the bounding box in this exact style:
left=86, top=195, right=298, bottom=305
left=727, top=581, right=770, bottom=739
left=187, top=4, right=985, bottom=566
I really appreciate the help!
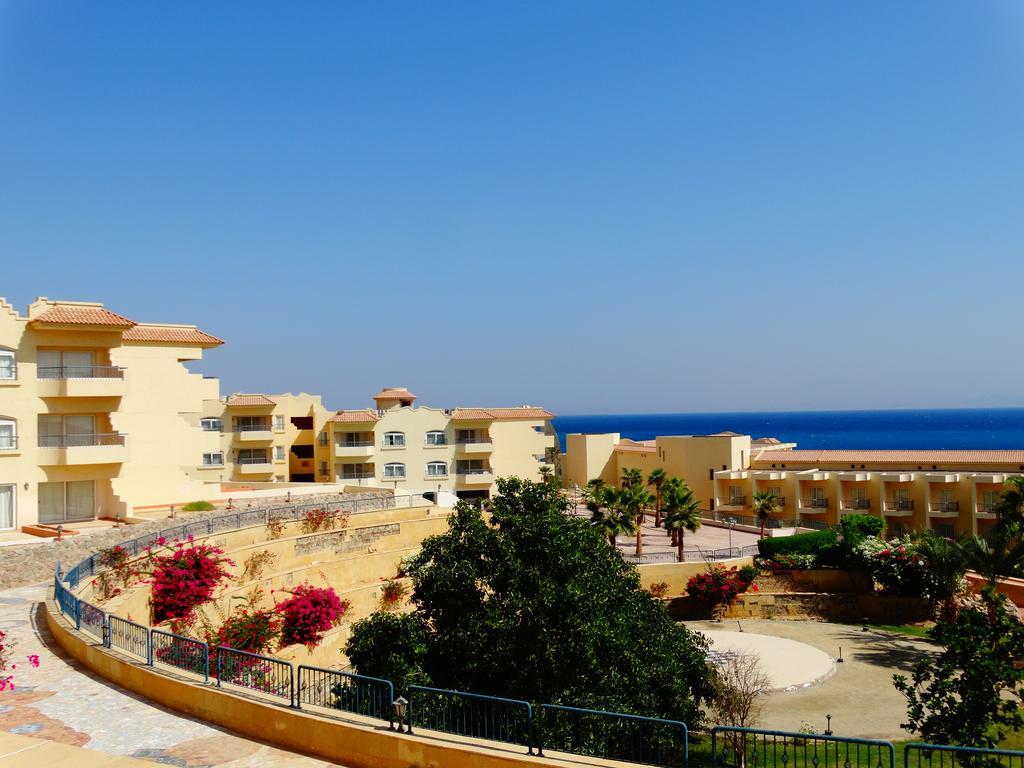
left=225, top=394, right=275, bottom=407
left=123, top=324, right=224, bottom=347
left=32, top=304, right=136, bottom=328
left=329, top=410, right=380, bottom=423
left=450, top=407, right=555, bottom=421
left=373, top=388, right=416, bottom=401
left=751, top=449, right=1024, bottom=467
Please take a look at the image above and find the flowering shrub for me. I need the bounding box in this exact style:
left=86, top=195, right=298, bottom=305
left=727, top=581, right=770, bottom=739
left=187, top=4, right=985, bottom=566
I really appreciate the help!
left=149, top=541, right=234, bottom=625
left=0, top=629, right=11, bottom=691
left=210, top=608, right=282, bottom=654
left=854, top=536, right=932, bottom=596
left=265, top=516, right=286, bottom=540
left=241, top=549, right=278, bottom=582
left=94, top=544, right=142, bottom=600
left=275, top=584, right=349, bottom=648
left=756, top=553, right=817, bottom=570
left=686, top=565, right=756, bottom=605
left=379, top=578, right=409, bottom=610
left=648, top=581, right=670, bottom=599
left=299, top=507, right=352, bottom=535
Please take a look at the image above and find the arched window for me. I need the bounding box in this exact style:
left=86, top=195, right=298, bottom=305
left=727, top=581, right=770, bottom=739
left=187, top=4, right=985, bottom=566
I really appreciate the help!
left=384, top=462, right=406, bottom=479
left=0, top=417, right=16, bottom=450
left=382, top=431, right=406, bottom=448
left=426, top=461, right=448, bottom=477
left=0, top=349, right=14, bottom=380
left=425, top=430, right=447, bottom=446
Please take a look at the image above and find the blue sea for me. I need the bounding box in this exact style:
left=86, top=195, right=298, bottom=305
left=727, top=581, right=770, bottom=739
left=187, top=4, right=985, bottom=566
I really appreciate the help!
left=552, top=408, right=1024, bottom=452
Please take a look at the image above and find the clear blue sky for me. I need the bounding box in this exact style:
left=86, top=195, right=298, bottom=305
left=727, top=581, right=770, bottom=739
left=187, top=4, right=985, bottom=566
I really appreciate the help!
left=2, top=2, right=1023, bottom=415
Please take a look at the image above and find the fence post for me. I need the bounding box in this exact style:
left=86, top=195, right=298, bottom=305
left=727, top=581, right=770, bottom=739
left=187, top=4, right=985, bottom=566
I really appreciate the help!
left=295, top=667, right=302, bottom=710
left=146, top=629, right=153, bottom=666
left=406, top=689, right=414, bottom=734
left=74, top=598, right=81, bottom=630
left=289, top=664, right=296, bottom=708
left=207, top=643, right=213, bottom=685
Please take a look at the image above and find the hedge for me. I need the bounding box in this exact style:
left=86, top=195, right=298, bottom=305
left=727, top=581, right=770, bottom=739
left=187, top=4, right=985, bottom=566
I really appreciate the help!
left=757, top=528, right=839, bottom=559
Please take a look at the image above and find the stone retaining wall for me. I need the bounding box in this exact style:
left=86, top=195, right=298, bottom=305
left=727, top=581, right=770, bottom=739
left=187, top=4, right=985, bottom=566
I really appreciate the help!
left=668, top=592, right=932, bottom=623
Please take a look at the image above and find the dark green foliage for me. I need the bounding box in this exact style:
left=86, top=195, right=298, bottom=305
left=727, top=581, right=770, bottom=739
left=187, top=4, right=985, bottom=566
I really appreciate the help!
left=757, top=528, right=838, bottom=559
left=182, top=500, right=215, bottom=512
left=894, top=590, right=1024, bottom=747
left=839, top=514, right=884, bottom=549
left=737, top=564, right=759, bottom=584
left=346, top=477, right=714, bottom=726
left=344, top=612, right=430, bottom=694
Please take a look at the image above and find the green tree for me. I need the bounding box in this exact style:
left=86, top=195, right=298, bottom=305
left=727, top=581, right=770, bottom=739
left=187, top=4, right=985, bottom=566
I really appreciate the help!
left=662, top=478, right=702, bottom=562
left=994, top=475, right=1024, bottom=535
left=963, top=532, right=1024, bottom=589
left=621, top=467, right=644, bottom=490
left=648, top=468, right=667, bottom=528
left=912, top=530, right=968, bottom=621
left=894, top=589, right=1024, bottom=747
left=344, top=612, right=431, bottom=693
left=584, top=480, right=635, bottom=548
left=751, top=491, right=779, bottom=539
left=347, top=478, right=714, bottom=725
left=618, top=483, right=655, bottom=557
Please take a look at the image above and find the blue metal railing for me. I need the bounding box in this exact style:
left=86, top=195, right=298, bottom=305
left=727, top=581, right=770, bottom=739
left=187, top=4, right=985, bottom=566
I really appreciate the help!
left=540, top=703, right=688, bottom=767
left=711, top=727, right=896, bottom=768
left=905, top=744, right=1024, bottom=768
left=409, top=685, right=534, bottom=753
left=297, top=665, right=394, bottom=727
left=152, top=629, right=210, bottom=682
left=216, top=646, right=294, bottom=704
left=78, top=599, right=106, bottom=642
left=108, top=616, right=150, bottom=662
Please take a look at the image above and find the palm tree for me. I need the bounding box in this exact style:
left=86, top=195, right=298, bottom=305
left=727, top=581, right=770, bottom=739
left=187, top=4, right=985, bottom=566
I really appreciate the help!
left=538, top=464, right=554, bottom=485
left=648, top=468, right=667, bottom=528
left=584, top=480, right=634, bottom=548
left=994, top=475, right=1024, bottom=537
left=964, top=532, right=1024, bottom=589
left=662, top=478, right=702, bottom=562
left=751, top=490, right=780, bottom=539
left=618, top=483, right=655, bottom=557
left=621, top=467, right=644, bottom=489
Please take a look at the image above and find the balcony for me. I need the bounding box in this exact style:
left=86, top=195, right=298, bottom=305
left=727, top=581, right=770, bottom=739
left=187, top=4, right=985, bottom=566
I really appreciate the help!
left=36, top=365, right=126, bottom=397
left=717, top=495, right=746, bottom=509
left=883, top=499, right=915, bottom=516
left=977, top=502, right=998, bottom=518
left=234, top=423, right=273, bottom=442
left=800, top=497, right=829, bottom=511
left=335, top=440, right=375, bottom=458
left=339, top=471, right=375, bottom=480
left=456, top=438, right=493, bottom=454
left=841, top=498, right=871, bottom=511
left=237, top=456, right=273, bottom=474
left=37, top=433, right=126, bottom=465
left=457, top=468, right=495, bottom=485
left=930, top=501, right=960, bottom=517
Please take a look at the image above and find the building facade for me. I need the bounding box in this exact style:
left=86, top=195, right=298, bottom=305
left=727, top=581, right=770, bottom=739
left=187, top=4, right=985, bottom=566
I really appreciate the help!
left=562, top=432, right=1024, bottom=538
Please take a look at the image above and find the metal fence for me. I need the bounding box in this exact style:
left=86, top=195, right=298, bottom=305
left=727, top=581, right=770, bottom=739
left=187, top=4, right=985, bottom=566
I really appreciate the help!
left=905, top=744, right=1024, bottom=768
left=409, top=685, right=534, bottom=753
left=539, top=704, right=688, bottom=767
left=297, top=665, right=394, bottom=726
left=216, top=646, right=294, bottom=703
left=627, top=545, right=760, bottom=565
left=711, top=727, right=896, bottom=768
left=108, top=616, right=150, bottom=661
left=152, top=629, right=210, bottom=681
left=78, top=599, right=106, bottom=641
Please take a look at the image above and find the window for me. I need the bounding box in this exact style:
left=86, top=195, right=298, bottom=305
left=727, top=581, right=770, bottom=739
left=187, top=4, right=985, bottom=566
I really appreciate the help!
left=237, top=448, right=269, bottom=464
left=318, top=432, right=329, bottom=446
left=202, top=452, right=224, bottom=466
left=319, top=461, right=329, bottom=476
left=200, top=418, right=223, bottom=432
left=37, top=349, right=97, bottom=379
left=38, top=414, right=96, bottom=447
left=426, top=461, right=448, bottom=477
left=456, top=459, right=486, bottom=474
left=39, top=480, right=94, bottom=523
left=340, top=463, right=372, bottom=479
left=383, top=432, right=405, bottom=448
left=0, top=419, right=16, bottom=450
left=273, top=415, right=285, bottom=431
left=533, top=425, right=544, bottom=433
left=236, top=415, right=270, bottom=432
left=384, top=462, right=406, bottom=478
left=0, top=349, right=14, bottom=380
left=274, top=445, right=286, bottom=461
left=425, top=430, right=447, bottom=446
left=0, top=485, right=14, bottom=529
left=983, top=490, right=1000, bottom=512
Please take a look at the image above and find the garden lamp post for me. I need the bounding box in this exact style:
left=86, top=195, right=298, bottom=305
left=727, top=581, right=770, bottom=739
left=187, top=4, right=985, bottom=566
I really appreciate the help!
left=727, top=517, right=736, bottom=550
left=824, top=714, right=833, bottom=736
left=392, top=696, right=409, bottom=732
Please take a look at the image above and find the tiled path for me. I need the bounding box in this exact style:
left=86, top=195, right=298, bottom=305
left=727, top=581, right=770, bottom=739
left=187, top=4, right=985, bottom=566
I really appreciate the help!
left=0, top=584, right=342, bottom=767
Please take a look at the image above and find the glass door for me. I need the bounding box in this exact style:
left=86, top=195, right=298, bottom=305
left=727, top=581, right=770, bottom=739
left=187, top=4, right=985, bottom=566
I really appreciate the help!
left=0, top=485, right=14, bottom=529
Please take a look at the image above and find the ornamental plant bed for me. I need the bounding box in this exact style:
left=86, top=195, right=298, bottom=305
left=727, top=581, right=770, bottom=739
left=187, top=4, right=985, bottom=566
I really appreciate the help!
left=149, top=539, right=235, bottom=626
left=274, top=584, right=350, bottom=649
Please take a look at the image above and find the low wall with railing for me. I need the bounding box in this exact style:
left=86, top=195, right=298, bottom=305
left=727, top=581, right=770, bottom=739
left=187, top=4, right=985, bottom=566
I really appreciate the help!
left=637, top=557, right=755, bottom=597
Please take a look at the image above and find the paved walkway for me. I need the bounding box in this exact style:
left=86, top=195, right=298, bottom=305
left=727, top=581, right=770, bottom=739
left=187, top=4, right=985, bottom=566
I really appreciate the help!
left=0, top=584, right=341, bottom=767
left=687, top=618, right=936, bottom=740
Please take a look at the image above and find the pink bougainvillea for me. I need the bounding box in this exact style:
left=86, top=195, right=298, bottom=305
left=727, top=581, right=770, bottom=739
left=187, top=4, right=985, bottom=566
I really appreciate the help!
left=274, top=584, right=349, bottom=649
left=149, top=541, right=234, bottom=625
left=685, top=565, right=754, bottom=606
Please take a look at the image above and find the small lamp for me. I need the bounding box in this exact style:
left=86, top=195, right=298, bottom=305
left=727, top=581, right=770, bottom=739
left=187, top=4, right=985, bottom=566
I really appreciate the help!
left=392, top=696, right=409, bottom=732
left=824, top=714, right=833, bottom=736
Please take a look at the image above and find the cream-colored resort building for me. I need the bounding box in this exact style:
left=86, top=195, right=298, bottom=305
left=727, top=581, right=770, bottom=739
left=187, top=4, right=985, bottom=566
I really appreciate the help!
left=563, top=432, right=1024, bottom=538
left=0, top=296, right=556, bottom=533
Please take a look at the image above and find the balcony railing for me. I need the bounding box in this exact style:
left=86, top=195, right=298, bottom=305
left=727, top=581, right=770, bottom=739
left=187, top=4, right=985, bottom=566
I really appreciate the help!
left=37, top=365, right=124, bottom=380
left=978, top=502, right=997, bottom=514
left=884, top=499, right=915, bottom=512
left=237, top=455, right=271, bottom=465
left=842, top=498, right=871, bottom=510
left=801, top=497, right=828, bottom=509
left=336, top=440, right=374, bottom=447
left=38, top=433, right=125, bottom=448
left=726, top=496, right=746, bottom=506
left=339, top=471, right=375, bottom=479
left=457, top=468, right=493, bottom=476
left=235, top=423, right=272, bottom=432
left=0, top=435, right=17, bottom=450
left=931, top=501, right=960, bottom=513
left=456, top=437, right=493, bottom=445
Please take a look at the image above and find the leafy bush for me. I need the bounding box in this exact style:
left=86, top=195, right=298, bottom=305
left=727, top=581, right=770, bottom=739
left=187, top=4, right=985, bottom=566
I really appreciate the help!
left=346, top=612, right=431, bottom=693
left=149, top=541, right=234, bottom=625
left=686, top=565, right=756, bottom=605
left=265, top=516, right=286, bottom=540
left=840, top=514, right=885, bottom=549
left=379, top=578, right=409, bottom=610
left=853, top=536, right=930, bottom=596
left=757, top=529, right=839, bottom=559
left=756, top=554, right=817, bottom=570
left=211, top=607, right=281, bottom=654
left=275, top=584, right=349, bottom=648
left=182, top=501, right=215, bottom=512
left=737, top=564, right=759, bottom=584
left=648, top=581, right=670, bottom=599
